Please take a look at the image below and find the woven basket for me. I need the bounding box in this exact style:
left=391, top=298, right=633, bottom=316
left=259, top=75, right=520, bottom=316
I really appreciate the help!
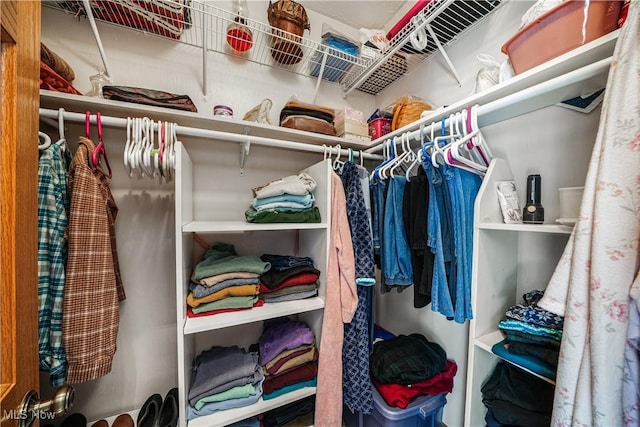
left=267, top=0, right=310, bottom=65
left=392, top=98, right=432, bottom=131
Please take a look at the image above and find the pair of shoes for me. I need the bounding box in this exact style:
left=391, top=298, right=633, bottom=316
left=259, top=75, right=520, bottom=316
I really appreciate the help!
left=137, top=393, right=162, bottom=427
left=90, top=414, right=133, bottom=427
left=112, top=414, right=134, bottom=427
left=157, top=388, right=179, bottom=427
left=62, top=413, right=87, bottom=427
left=137, top=388, right=178, bottom=427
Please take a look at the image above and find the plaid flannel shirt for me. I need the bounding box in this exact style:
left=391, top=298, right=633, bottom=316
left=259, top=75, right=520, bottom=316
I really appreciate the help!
left=37, top=144, right=71, bottom=386
left=63, top=137, right=125, bottom=384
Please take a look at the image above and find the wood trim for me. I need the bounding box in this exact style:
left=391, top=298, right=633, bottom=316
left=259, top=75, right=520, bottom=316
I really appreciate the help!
left=1, top=0, right=41, bottom=420
left=0, top=1, right=17, bottom=43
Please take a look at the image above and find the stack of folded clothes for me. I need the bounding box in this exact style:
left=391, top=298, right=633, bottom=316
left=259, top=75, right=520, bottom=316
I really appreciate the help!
left=262, top=395, right=315, bottom=427
left=259, top=254, right=320, bottom=303
left=256, top=318, right=318, bottom=400
left=491, top=289, right=564, bottom=380
left=369, top=333, right=457, bottom=409
left=40, top=43, right=81, bottom=95
left=279, top=100, right=337, bottom=136
left=187, top=345, right=264, bottom=420
left=245, top=172, right=321, bottom=224
left=482, top=361, right=554, bottom=427
left=187, top=243, right=271, bottom=318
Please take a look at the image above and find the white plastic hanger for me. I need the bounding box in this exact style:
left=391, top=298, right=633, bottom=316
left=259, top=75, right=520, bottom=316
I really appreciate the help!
left=140, top=117, right=155, bottom=178
left=370, top=137, right=395, bottom=180
left=388, top=132, right=414, bottom=178
left=164, top=122, right=177, bottom=182
left=333, top=144, right=345, bottom=173
left=405, top=125, right=427, bottom=181
left=39, top=131, right=52, bottom=151
left=55, top=108, right=67, bottom=152
left=378, top=136, right=400, bottom=179
left=469, top=104, right=493, bottom=166
left=130, top=117, right=144, bottom=178
left=155, top=121, right=164, bottom=183
left=439, top=111, right=487, bottom=176
left=430, top=116, right=456, bottom=168
left=124, top=117, right=133, bottom=177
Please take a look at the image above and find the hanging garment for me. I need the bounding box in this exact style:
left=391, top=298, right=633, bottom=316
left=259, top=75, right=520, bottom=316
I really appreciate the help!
left=315, top=171, right=357, bottom=427
left=402, top=166, right=434, bottom=308
left=37, top=143, right=71, bottom=386
left=446, top=166, right=482, bottom=323
left=425, top=162, right=455, bottom=318
left=370, top=176, right=387, bottom=272
left=382, top=176, right=413, bottom=287
left=356, top=164, right=373, bottom=236
left=537, top=4, right=640, bottom=425
left=63, top=136, right=124, bottom=384
left=341, top=162, right=375, bottom=284
left=340, top=161, right=374, bottom=414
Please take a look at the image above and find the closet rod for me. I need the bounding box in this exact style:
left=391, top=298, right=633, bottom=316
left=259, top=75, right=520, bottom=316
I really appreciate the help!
left=365, top=56, right=612, bottom=153
left=38, top=108, right=383, bottom=161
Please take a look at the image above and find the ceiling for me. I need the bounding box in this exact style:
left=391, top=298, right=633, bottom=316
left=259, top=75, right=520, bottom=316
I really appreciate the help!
left=302, top=1, right=409, bottom=30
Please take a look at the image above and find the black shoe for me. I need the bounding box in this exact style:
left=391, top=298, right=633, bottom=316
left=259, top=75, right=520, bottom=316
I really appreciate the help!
left=137, top=393, right=163, bottom=427
left=157, top=388, right=178, bottom=427
left=61, top=413, right=87, bottom=427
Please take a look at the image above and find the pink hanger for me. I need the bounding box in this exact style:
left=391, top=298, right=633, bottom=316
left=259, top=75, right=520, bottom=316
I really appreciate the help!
left=87, top=111, right=113, bottom=179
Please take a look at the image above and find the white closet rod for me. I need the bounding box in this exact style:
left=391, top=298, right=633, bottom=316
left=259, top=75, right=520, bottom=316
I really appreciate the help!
left=365, top=56, right=612, bottom=153
left=38, top=108, right=383, bottom=161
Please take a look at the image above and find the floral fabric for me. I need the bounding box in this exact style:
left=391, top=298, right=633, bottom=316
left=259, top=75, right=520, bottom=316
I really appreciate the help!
left=538, top=3, right=640, bottom=425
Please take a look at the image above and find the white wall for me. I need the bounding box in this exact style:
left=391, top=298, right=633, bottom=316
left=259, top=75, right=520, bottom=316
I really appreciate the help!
left=40, top=0, right=604, bottom=425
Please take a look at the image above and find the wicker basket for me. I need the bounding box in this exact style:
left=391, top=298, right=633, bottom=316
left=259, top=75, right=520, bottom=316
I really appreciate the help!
left=391, top=97, right=432, bottom=131
left=267, top=0, right=310, bottom=65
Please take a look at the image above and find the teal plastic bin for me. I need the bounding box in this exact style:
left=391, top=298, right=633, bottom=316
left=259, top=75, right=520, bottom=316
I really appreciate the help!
left=344, top=387, right=447, bottom=427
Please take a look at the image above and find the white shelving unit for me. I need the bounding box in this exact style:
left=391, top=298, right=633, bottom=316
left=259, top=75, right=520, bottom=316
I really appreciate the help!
left=175, top=142, right=332, bottom=427
left=464, top=152, right=585, bottom=424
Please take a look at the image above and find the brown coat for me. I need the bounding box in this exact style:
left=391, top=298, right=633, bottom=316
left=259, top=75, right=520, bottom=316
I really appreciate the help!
left=63, top=137, right=124, bottom=384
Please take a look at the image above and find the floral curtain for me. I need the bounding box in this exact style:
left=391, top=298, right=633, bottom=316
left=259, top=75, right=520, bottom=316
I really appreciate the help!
left=538, top=2, right=640, bottom=425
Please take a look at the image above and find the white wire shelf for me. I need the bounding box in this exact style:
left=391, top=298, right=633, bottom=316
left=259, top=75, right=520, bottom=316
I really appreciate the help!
left=43, top=0, right=503, bottom=96
left=341, top=0, right=504, bottom=95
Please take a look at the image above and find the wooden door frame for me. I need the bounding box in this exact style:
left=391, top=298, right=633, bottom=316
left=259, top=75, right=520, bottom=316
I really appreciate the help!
left=1, top=0, right=41, bottom=424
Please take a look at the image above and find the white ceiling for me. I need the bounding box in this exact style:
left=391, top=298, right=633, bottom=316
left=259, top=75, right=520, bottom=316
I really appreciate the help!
left=302, top=1, right=409, bottom=30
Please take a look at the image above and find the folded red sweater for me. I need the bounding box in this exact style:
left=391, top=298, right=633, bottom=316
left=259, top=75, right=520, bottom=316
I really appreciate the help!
left=259, top=272, right=319, bottom=294
left=372, top=359, right=458, bottom=409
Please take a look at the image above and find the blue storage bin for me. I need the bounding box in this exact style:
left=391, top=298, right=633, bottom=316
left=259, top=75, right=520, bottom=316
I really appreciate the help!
left=344, top=387, right=447, bottom=427
left=309, top=33, right=359, bottom=82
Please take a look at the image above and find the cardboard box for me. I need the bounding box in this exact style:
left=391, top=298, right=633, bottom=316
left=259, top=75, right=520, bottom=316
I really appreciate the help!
left=339, top=132, right=372, bottom=144
left=335, top=118, right=369, bottom=137
left=335, top=107, right=364, bottom=123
